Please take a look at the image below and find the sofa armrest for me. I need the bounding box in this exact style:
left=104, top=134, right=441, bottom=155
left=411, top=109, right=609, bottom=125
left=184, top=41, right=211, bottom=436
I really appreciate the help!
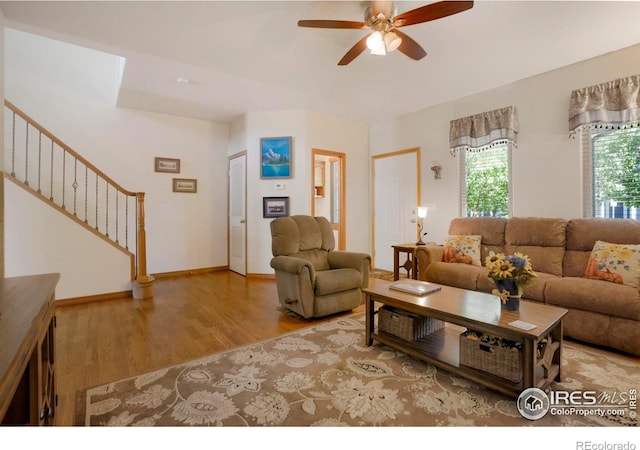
left=327, top=251, right=372, bottom=288
left=271, top=255, right=316, bottom=280
left=414, top=244, right=444, bottom=281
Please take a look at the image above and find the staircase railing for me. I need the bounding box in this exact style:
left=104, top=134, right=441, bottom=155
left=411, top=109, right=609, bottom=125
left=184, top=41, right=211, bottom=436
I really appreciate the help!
left=4, top=100, right=153, bottom=299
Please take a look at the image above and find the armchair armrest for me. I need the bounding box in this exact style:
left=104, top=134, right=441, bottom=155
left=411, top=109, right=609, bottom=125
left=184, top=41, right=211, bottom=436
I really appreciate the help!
left=327, top=251, right=372, bottom=288
left=327, top=251, right=371, bottom=270
left=270, top=255, right=316, bottom=280
left=414, top=244, right=444, bottom=281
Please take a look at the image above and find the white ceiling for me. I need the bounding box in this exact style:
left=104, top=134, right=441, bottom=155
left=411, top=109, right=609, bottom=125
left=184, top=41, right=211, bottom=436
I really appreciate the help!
left=2, top=1, right=640, bottom=125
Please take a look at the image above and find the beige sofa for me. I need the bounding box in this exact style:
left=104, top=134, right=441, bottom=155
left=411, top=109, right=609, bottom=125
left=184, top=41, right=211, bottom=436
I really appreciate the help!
left=415, top=217, right=640, bottom=356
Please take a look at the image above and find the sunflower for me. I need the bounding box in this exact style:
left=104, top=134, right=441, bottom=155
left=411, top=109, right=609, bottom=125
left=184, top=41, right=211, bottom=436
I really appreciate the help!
left=492, top=261, right=516, bottom=279
left=484, top=252, right=505, bottom=269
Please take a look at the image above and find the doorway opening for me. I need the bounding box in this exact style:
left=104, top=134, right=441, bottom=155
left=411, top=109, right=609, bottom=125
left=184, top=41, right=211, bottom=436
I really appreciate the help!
left=311, top=149, right=346, bottom=250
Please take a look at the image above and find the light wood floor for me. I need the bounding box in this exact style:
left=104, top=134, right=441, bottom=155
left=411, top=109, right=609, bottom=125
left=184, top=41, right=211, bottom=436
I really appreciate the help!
left=54, top=271, right=364, bottom=426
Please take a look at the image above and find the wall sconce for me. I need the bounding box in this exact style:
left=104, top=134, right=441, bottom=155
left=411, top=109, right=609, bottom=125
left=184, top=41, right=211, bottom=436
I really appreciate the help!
left=416, top=206, right=428, bottom=245
left=431, top=165, right=442, bottom=179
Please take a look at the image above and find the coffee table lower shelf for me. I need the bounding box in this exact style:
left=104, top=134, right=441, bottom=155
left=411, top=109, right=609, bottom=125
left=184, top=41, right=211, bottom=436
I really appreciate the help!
left=372, top=325, right=560, bottom=398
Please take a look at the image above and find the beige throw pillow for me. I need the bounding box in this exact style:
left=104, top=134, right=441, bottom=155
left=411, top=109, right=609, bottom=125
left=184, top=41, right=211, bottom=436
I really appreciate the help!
left=443, top=234, right=482, bottom=266
left=584, top=241, right=640, bottom=289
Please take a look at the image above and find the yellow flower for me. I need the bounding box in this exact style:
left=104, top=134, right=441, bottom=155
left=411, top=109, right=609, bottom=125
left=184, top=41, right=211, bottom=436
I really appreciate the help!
left=484, top=253, right=505, bottom=269
left=493, top=261, right=515, bottom=279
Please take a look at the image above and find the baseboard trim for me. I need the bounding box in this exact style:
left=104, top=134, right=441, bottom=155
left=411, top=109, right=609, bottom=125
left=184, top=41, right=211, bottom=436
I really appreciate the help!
left=54, top=267, right=262, bottom=306
left=246, top=273, right=276, bottom=280
left=152, top=266, right=228, bottom=279
left=56, top=290, right=133, bottom=307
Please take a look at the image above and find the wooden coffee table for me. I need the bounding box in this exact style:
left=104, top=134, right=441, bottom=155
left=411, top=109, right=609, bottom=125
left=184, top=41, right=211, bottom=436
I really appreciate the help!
left=364, top=278, right=568, bottom=397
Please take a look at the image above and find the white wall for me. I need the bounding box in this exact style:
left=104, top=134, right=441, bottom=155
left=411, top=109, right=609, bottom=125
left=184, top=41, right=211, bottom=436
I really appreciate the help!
left=307, top=110, right=370, bottom=254
left=230, top=109, right=370, bottom=275
left=243, top=110, right=307, bottom=275
left=4, top=29, right=230, bottom=298
left=370, top=43, right=640, bottom=244
left=5, top=181, right=132, bottom=298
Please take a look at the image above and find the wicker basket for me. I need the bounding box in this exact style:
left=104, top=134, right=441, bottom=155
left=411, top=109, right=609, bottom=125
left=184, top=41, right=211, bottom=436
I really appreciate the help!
left=459, top=332, right=522, bottom=383
left=378, top=306, right=444, bottom=341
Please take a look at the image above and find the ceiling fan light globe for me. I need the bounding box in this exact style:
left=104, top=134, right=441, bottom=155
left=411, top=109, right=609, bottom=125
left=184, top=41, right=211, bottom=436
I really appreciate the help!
left=370, top=45, right=386, bottom=56
left=384, top=31, right=402, bottom=52
left=366, top=31, right=384, bottom=51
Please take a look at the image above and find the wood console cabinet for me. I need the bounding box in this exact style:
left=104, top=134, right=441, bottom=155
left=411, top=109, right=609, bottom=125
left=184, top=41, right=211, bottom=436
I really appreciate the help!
left=0, top=273, right=60, bottom=425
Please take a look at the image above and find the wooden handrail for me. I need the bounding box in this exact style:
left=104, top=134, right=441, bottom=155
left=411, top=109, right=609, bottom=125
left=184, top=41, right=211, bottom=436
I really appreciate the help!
left=4, top=100, right=136, bottom=196
left=4, top=99, right=153, bottom=299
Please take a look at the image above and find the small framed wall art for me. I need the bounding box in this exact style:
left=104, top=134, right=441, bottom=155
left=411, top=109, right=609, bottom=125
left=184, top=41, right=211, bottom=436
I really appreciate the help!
left=155, top=157, right=181, bottom=173
left=260, top=136, right=292, bottom=179
left=263, top=196, right=289, bottom=218
left=173, top=178, right=197, bottom=193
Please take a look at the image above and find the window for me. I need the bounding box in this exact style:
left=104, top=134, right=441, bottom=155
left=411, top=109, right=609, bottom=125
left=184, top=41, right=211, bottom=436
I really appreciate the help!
left=460, top=144, right=512, bottom=217
left=583, top=125, right=640, bottom=219
left=449, top=105, right=518, bottom=217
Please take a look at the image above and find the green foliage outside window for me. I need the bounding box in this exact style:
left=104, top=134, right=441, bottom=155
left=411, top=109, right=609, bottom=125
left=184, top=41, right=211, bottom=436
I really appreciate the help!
left=592, top=127, right=640, bottom=212
left=464, top=148, right=509, bottom=217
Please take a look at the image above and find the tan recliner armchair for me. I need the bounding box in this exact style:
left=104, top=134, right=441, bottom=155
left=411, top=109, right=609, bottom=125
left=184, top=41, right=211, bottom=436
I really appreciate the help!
left=270, top=215, right=371, bottom=318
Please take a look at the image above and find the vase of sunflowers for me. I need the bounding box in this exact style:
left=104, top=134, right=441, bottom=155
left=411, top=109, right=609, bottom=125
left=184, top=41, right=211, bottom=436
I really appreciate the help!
left=485, top=252, right=536, bottom=311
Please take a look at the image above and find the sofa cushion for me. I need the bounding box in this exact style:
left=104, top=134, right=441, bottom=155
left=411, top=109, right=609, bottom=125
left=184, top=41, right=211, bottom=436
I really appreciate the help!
left=425, top=261, right=484, bottom=291
left=448, top=217, right=507, bottom=264
left=566, top=218, right=640, bottom=251
left=315, top=268, right=362, bottom=296
left=584, top=241, right=640, bottom=289
left=545, top=277, right=640, bottom=321
left=504, top=245, right=565, bottom=277
left=564, top=218, right=640, bottom=277
left=504, top=217, right=567, bottom=276
left=292, top=250, right=331, bottom=271
left=443, top=234, right=481, bottom=265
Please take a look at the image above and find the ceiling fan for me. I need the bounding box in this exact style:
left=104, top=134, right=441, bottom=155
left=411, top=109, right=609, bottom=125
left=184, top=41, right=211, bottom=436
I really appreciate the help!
left=298, top=1, right=474, bottom=66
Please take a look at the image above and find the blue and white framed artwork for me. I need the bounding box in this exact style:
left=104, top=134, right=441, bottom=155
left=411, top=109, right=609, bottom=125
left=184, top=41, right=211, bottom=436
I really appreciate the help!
left=260, top=136, right=292, bottom=179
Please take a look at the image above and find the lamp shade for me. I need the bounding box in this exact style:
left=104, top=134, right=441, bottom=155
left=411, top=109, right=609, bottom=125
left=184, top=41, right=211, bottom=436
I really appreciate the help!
left=417, top=206, right=428, bottom=219
left=366, top=31, right=384, bottom=51
left=384, top=31, right=402, bottom=52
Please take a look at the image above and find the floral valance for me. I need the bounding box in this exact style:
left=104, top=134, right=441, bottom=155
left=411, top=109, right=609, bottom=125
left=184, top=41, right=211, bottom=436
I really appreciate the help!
left=569, top=74, right=640, bottom=137
left=449, top=106, right=519, bottom=155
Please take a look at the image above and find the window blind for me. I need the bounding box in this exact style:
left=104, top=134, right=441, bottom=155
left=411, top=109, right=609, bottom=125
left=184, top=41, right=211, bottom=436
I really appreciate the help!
left=584, top=126, right=640, bottom=219
left=460, top=144, right=513, bottom=217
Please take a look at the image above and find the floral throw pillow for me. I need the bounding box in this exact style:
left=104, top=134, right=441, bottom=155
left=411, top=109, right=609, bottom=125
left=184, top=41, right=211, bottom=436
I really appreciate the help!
left=584, top=241, right=640, bottom=289
left=443, top=234, right=482, bottom=266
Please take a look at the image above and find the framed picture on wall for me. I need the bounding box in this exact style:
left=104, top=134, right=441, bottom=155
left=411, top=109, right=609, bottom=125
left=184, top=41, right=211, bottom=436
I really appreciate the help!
left=155, top=157, right=181, bottom=173
left=260, top=136, right=292, bottom=179
left=263, top=197, right=289, bottom=218
left=172, top=178, right=197, bottom=193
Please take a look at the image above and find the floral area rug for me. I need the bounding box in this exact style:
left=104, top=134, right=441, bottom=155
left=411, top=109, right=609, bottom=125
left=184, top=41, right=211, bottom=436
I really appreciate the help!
left=75, top=313, right=639, bottom=426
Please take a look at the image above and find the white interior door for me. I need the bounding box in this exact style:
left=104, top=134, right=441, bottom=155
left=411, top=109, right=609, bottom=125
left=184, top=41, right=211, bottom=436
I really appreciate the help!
left=229, top=153, right=246, bottom=275
left=373, top=150, right=419, bottom=271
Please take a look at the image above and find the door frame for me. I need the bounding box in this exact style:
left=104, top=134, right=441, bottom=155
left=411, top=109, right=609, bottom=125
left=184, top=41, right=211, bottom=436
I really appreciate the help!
left=371, top=147, right=421, bottom=269
left=228, top=150, right=247, bottom=275
left=311, top=148, right=346, bottom=250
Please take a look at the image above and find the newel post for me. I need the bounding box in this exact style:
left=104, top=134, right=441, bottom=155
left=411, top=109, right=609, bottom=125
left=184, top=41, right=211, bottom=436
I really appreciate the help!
left=132, top=192, right=155, bottom=299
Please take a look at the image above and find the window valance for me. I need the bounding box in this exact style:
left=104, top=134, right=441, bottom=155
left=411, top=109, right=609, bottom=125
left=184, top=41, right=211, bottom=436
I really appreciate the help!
left=569, top=74, right=640, bottom=137
left=449, top=106, right=519, bottom=155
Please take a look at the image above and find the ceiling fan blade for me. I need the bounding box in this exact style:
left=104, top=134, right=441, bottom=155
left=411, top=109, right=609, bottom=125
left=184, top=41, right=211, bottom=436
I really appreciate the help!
left=298, top=20, right=367, bottom=29
left=394, top=30, right=427, bottom=61
left=338, top=35, right=369, bottom=66
left=393, top=1, right=474, bottom=27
